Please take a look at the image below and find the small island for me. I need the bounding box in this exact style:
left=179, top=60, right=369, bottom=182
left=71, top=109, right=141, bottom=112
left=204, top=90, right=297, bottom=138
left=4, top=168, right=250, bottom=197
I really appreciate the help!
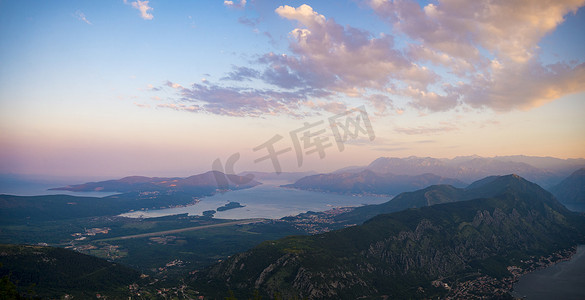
left=202, top=210, right=216, bottom=217
left=216, top=201, right=245, bottom=212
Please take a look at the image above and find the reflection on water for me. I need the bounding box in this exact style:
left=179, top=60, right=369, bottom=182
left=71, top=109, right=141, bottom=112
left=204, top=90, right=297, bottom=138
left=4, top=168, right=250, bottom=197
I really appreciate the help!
left=512, top=245, right=585, bottom=300
left=121, top=184, right=391, bottom=219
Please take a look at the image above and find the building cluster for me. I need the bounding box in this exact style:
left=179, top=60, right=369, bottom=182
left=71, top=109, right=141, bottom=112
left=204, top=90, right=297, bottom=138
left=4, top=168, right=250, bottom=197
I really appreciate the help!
left=445, top=246, right=577, bottom=298
left=285, top=207, right=354, bottom=234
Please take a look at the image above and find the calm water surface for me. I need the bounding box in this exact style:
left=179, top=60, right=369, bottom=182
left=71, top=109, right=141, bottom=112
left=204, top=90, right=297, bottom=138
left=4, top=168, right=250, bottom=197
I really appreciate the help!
left=120, top=184, right=391, bottom=219
left=512, top=245, right=585, bottom=300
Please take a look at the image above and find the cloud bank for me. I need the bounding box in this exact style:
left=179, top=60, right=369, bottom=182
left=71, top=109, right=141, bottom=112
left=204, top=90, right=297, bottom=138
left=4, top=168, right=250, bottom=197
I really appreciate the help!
left=148, top=1, right=584, bottom=117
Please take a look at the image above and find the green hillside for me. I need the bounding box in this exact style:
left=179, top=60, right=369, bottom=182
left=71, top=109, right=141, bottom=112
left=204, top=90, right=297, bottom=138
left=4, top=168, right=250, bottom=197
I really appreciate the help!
left=0, top=244, right=141, bottom=299
left=191, top=175, right=585, bottom=299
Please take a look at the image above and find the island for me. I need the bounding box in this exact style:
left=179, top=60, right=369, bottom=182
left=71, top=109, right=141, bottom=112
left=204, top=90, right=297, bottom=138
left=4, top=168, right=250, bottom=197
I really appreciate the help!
left=202, top=210, right=216, bottom=217
left=216, top=202, right=245, bottom=212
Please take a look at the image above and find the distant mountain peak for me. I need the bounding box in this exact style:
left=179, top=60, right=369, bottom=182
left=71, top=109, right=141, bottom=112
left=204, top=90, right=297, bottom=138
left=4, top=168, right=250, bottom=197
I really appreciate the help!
left=50, top=171, right=260, bottom=193
left=360, top=155, right=585, bottom=187
left=550, top=168, right=585, bottom=204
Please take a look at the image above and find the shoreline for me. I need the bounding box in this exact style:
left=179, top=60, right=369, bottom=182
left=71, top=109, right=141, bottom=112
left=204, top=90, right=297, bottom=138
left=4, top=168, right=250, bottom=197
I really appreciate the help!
left=444, top=246, right=580, bottom=299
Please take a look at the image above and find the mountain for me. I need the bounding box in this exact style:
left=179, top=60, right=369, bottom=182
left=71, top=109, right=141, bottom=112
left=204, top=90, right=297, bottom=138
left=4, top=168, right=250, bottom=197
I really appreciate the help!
left=550, top=168, right=585, bottom=204
left=0, top=192, right=199, bottom=224
left=0, top=172, right=261, bottom=224
left=238, top=171, right=317, bottom=184
left=0, top=244, right=140, bottom=299
left=50, top=171, right=260, bottom=193
left=367, top=156, right=556, bottom=185
left=283, top=170, right=466, bottom=195
left=333, top=174, right=563, bottom=226
left=335, top=155, right=585, bottom=187
left=494, top=156, right=585, bottom=174
left=191, top=175, right=585, bottom=299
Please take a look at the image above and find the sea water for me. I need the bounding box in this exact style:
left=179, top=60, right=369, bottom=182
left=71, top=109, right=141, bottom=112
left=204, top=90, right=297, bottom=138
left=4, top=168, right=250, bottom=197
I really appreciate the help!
left=120, top=183, right=391, bottom=219
left=512, top=245, right=585, bottom=299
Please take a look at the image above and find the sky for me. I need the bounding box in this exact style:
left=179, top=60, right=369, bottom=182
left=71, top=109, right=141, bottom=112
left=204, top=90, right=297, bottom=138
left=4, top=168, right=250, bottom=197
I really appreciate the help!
left=0, top=0, right=584, bottom=179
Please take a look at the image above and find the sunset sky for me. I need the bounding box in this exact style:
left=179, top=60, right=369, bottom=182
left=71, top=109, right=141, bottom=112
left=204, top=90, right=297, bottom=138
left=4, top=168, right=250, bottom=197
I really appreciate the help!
left=1, top=0, right=584, bottom=179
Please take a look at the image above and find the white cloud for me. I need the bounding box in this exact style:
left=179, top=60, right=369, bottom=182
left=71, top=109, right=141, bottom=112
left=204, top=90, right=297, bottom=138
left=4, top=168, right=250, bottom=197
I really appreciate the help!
left=126, top=0, right=154, bottom=20
left=224, top=0, right=246, bottom=9
left=74, top=10, right=92, bottom=25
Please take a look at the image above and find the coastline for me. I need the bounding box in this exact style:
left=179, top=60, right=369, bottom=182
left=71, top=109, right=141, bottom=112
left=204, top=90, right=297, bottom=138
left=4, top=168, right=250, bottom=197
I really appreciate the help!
left=443, top=246, right=580, bottom=299
left=511, top=245, right=585, bottom=299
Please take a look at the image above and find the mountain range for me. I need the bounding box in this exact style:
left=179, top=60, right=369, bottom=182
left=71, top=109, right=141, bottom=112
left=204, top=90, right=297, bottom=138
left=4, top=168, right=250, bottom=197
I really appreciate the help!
left=50, top=170, right=260, bottom=193
left=336, top=155, right=585, bottom=187
left=283, top=170, right=466, bottom=196
left=191, top=174, right=585, bottom=299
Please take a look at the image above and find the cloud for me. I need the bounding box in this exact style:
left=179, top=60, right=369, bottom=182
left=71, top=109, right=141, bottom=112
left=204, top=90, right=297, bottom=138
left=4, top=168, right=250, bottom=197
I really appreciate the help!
left=157, top=103, right=199, bottom=112
left=394, top=123, right=459, bottom=135
left=272, top=4, right=418, bottom=95
left=369, top=0, right=584, bottom=63
left=160, top=4, right=462, bottom=117
left=160, top=81, right=324, bottom=117
left=147, top=83, right=162, bottom=91
left=458, top=60, right=585, bottom=111
left=367, top=94, right=395, bottom=116
left=305, top=100, right=348, bottom=114
left=368, top=0, right=585, bottom=111
left=407, top=44, right=476, bottom=76
left=224, top=0, right=246, bottom=9
left=372, top=147, right=411, bottom=152
left=220, top=66, right=260, bottom=82
left=404, top=86, right=459, bottom=112
left=165, top=81, right=183, bottom=89
left=276, top=4, right=326, bottom=27
left=238, top=16, right=260, bottom=27
left=134, top=102, right=151, bottom=108
left=126, top=0, right=154, bottom=20
left=157, top=2, right=584, bottom=117
left=74, top=10, right=92, bottom=25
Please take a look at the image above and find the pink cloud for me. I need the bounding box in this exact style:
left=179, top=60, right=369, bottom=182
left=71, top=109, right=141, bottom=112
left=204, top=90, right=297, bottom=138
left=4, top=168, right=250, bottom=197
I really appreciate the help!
left=125, top=0, right=153, bottom=20
left=369, top=0, right=585, bottom=111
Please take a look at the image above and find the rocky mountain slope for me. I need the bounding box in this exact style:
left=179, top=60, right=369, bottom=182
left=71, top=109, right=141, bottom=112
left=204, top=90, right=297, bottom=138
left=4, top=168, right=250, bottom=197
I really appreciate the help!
left=191, top=175, right=585, bottom=299
left=550, top=168, right=585, bottom=204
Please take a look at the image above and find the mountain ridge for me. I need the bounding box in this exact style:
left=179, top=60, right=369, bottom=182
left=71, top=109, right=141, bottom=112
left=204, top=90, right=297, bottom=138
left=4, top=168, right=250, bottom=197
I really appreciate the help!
left=332, top=173, right=567, bottom=227
left=550, top=168, right=585, bottom=204
left=0, top=244, right=141, bottom=298
left=191, top=174, right=585, bottom=299
left=282, top=169, right=466, bottom=196
left=333, top=155, right=585, bottom=187
left=50, top=170, right=261, bottom=193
